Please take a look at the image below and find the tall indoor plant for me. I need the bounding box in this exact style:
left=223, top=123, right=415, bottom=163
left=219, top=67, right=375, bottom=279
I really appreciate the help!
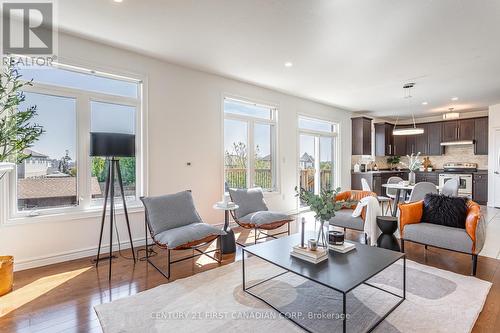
left=0, top=59, right=43, bottom=297
left=0, top=59, right=44, bottom=179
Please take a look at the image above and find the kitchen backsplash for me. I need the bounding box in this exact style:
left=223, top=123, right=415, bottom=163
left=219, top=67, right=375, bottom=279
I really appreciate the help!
left=352, top=145, right=488, bottom=170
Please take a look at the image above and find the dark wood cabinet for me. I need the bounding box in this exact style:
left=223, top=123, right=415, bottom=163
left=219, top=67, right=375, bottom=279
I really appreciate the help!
left=406, top=128, right=416, bottom=155
left=351, top=171, right=408, bottom=196
left=474, top=117, right=488, bottom=155
left=393, top=127, right=407, bottom=156
left=427, top=122, right=444, bottom=156
left=473, top=172, right=488, bottom=205
left=415, top=123, right=428, bottom=155
left=458, top=119, right=475, bottom=141
left=352, top=117, right=372, bottom=155
left=415, top=172, right=439, bottom=185
left=442, top=121, right=458, bottom=142
left=375, top=123, right=393, bottom=156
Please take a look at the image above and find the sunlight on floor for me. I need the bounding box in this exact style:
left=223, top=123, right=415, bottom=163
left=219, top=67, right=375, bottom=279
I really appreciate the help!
left=0, top=266, right=92, bottom=317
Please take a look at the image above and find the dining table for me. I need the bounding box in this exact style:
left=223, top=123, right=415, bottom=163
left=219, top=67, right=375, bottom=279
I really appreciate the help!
left=382, top=183, right=439, bottom=217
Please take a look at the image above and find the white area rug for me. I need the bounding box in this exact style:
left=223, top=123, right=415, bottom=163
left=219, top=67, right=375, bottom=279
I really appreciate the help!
left=95, top=257, right=491, bottom=333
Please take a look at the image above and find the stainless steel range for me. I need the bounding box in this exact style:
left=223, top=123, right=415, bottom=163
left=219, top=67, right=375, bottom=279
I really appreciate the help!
left=438, top=162, right=477, bottom=198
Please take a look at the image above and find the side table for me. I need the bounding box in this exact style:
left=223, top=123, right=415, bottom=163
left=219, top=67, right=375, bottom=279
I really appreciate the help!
left=213, top=203, right=239, bottom=254
left=376, top=216, right=401, bottom=252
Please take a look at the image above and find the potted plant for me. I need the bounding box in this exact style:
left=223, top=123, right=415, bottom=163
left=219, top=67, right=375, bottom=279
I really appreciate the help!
left=386, top=156, right=401, bottom=170
left=403, top=153, right=421, bottom=185
left=295, top=186, right=357, bottom=247
left=0, top=59, right=43, bottom=296
left=0, top=60, right=44, bottom=180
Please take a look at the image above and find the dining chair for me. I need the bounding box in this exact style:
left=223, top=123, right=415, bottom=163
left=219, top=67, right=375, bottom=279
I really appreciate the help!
left=407, top=182, right=438, bottom=203
left=361, top=178, right=391, bottom=215
left=441, top=179, right=459, bottom=196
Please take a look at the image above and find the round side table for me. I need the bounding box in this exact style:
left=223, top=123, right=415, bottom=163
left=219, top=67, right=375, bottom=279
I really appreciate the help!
left=376, top=216, right=400, bottom=252
left=213, top=203, right=239, bottom=254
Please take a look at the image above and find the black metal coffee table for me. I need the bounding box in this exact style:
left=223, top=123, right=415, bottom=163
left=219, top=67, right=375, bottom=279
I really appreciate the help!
left=242, top=234, right=405, bottom=333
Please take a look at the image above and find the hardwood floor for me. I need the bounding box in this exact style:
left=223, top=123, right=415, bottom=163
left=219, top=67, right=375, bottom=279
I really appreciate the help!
left=1, top=222, right=499, bottom=333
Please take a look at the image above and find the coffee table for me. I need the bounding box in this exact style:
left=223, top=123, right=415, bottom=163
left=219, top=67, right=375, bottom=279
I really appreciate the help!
left=242, top=234, right=405, bottom=333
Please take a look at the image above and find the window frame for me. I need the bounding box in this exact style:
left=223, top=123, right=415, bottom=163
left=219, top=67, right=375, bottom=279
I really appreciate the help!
left=5, top=64, right=145, bottom=220
left=297, top=115, right=340, bottom=198
left=223, top=96, right=279, bottom=192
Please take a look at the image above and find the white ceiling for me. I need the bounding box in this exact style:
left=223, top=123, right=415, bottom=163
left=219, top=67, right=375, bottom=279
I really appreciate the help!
left=56, top=0, right=500, bottom=118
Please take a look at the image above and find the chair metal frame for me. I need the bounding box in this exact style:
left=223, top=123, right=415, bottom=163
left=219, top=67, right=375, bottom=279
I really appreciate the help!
left=141, top=196, right=222, bottom=279
left=228, top=212, right=292, bottom=246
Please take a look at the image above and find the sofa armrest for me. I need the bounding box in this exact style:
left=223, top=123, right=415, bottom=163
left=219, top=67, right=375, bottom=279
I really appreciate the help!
left=465, top=201, right=483, bottom=253
left=398, top=200, right=424, bottom=238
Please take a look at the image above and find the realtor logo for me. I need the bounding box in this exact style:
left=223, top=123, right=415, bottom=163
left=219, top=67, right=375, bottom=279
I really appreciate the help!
left=2, top=1, right=55, bottom=55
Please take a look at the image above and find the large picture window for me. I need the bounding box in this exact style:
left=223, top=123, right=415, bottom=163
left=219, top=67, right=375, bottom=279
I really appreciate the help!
left=223, top=97, right=277, bottom=191
left=10, top=62, right=142, bottom=216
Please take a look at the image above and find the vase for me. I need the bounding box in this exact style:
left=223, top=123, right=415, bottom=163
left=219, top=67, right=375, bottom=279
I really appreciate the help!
left=316, top=219, right=329, bottom=248
left=409, top=171, right=416, bottom=185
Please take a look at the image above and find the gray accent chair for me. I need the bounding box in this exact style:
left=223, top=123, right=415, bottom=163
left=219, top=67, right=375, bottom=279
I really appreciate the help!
left=141, top=190, right=225, bottom=279
left=228, top=187, right=293, bottom=246
left=399, top=199, right=485, bottom=275
left=407, top=182, right=438, bottom=203
left=441, top=179, right=459, bottom=196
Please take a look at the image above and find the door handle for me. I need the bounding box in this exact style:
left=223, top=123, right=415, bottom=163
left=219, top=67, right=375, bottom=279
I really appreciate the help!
left=495, top=171, right=500, bottom=175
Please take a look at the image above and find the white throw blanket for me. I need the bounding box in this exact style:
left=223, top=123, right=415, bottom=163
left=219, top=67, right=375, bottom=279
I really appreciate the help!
left=352, top=196, right=381, bottom=246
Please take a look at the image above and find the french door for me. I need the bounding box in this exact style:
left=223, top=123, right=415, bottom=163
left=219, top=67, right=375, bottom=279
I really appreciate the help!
left=298, top=118, right=337, bottom=206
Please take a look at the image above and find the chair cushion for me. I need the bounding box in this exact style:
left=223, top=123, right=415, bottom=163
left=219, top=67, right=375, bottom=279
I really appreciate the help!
left=238, top=211, right=292, bottom=226
left=155, top=223, right=225, bottom=249
left=421, top=194, right=468, bottom=229
left=403, top=223, right=473, bottom=253
left=229, top=188, right=268, bottom=219
left=141, top=191, right=203, bottom=236
left=329, top=209, right=364, bottom=231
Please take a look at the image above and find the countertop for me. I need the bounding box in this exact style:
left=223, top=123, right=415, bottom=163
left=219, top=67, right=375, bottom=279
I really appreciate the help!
left=351, top=169, right=488, bottom=174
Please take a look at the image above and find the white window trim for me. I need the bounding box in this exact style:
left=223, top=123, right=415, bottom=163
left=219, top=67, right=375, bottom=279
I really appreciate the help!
left=222, top=95, right=280, bottom=193
left=2, top=63, right=148, bottom=224
left=296, top=114, right=341, bottom=209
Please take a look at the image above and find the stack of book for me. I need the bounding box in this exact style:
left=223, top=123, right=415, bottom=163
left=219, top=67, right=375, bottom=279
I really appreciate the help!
left=290, top=245, right=328, bottom=264
left=328, top=241, right=356, bottom=253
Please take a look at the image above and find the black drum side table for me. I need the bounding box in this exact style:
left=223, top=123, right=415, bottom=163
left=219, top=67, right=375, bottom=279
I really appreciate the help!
left=213, top=203, right=239, bottom=254
left=376, top=216, right=401, bottom=252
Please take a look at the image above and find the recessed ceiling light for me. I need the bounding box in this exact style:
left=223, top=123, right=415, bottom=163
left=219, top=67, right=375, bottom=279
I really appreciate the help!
left=451, top=97, right=459, bottom=101
left=284, top=62, right=293, bottom=68
left=422, top=101, right=428, bottom=105
left=113, top=0, right=123, bottom=3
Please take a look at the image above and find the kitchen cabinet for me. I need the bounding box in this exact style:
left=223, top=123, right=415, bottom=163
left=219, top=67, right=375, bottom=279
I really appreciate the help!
left=415, top=123, right=428, bottom=155
left=427, top=122, right=444, bottom=155
left=442, top=119, right=475, bottom=142
left=473, top=172, right=488, bottom=205
left=442, top=121, right=458, bottom=142
left=415, top=172, right=439, bottom=185
left=352, top=117, right=372, bottom=155
left=375, top=123, right=393, bottom=156
left=474, top=117, right=488, bottom=155
left=459, top=119, right=475, bottom=141
left=351, top=171, right=409, bottom=196
left=406, top=127, right=416, bottom=155
left=393, top=127, right=407, bottom=156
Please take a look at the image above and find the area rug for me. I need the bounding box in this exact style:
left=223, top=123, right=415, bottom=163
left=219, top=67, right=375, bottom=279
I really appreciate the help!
left=95, top=257, right=491, bottom=333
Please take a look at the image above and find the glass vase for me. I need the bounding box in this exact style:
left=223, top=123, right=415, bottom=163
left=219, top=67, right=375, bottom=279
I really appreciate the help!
left=409, top=171, right=416, bottom=185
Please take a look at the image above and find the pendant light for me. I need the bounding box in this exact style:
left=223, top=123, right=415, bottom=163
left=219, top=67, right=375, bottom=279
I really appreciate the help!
left=393, top=83, right=424, bottom=136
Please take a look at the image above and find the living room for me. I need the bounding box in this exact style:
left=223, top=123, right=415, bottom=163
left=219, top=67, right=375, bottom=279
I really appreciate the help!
left=0, top=1, right=499, bottom=332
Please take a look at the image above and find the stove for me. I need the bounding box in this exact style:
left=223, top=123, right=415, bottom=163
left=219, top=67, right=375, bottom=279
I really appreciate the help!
left=439, top=162, right=476, bottom=198
left=443, top=162, right=478, bottom=173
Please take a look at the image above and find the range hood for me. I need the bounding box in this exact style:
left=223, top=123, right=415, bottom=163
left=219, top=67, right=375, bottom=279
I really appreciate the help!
left=440, top=140, right=474, bottom=146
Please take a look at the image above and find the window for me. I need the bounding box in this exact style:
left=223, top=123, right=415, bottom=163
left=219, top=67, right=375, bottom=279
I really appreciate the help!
left=298, top=116, right=338, bottom=206
left=12, top=63, right=142, bottom=216
left=224, top=97, right=277, bottom=191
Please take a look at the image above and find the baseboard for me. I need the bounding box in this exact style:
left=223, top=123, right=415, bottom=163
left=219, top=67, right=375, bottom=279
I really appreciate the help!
left=13, top=237, right=151, bottom=272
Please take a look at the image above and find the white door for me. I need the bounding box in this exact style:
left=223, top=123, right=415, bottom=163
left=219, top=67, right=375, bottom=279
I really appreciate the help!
left=494, top=129, right=500, bottom=207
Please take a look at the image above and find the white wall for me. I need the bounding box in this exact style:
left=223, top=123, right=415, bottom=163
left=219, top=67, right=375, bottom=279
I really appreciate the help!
left=0, top=33, right=352, bottom=271
left=488, top=104, right=500, bottom=206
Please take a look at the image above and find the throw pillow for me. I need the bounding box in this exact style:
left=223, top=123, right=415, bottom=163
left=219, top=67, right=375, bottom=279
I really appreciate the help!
left=421, top=193, right=468, bottom=229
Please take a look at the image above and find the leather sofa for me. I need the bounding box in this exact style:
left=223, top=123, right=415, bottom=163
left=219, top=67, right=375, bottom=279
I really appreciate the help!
left=398, top=200, right=485, bottom=275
